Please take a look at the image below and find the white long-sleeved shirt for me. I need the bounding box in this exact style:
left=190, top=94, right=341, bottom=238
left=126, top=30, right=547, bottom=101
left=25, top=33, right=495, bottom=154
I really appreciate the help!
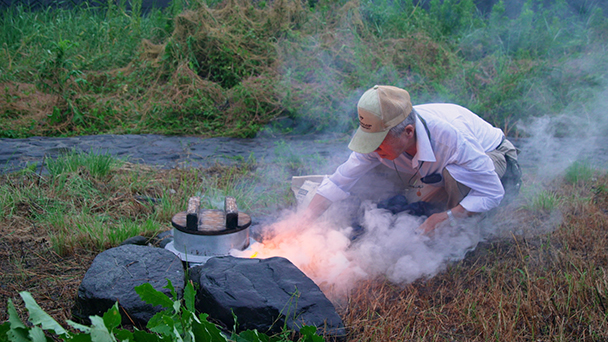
left=316, top=103, right=506, bottom=213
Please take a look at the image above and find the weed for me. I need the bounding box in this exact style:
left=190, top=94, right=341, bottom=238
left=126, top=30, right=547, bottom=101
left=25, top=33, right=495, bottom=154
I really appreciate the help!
left=45, top=149, right=122, bottom=178
left=564, top=160, right=596, bottom=185
left=526, top=190, right=561, bottom=212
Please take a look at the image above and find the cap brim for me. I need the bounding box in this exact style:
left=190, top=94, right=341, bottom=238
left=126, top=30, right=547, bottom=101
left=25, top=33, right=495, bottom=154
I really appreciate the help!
left=348, top=127, right=389, bottom=154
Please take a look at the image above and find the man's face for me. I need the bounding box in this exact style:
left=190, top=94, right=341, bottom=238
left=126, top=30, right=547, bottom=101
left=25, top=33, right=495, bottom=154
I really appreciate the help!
left=374, top=124, right=416, bottom=160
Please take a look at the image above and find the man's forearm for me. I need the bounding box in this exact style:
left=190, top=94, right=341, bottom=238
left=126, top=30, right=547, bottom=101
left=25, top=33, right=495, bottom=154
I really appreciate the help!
left=302, top=194, right=332, bottom=222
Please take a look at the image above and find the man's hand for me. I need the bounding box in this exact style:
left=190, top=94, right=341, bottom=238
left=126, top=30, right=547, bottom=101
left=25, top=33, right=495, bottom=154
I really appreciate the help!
left=418, top=204, right=470, bottom=235
left=301, top=194, right=332, bottom=224
left=418, top=211, right=449, bottom=235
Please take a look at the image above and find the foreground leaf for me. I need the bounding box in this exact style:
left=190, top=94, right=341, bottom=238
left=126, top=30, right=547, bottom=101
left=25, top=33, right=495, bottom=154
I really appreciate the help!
left=132, top=330, right=169, bottom=342
left=135, top=283, right=173, bottom=309
left=191, top=314, right=228, bottom=342
left=0, top=321, right=10, bottom=342
left=5, top=302, right=29, bottom=342
left=101, top=303, right=121, bottom=331
left=7, top=327, right=30, bottom=342
left=183, top=281, right=195, bottom=313
left=19, top=292, right=68, bottom=337
left=66, top=320, right=91, bottom=334
left=232, top=330, right=270, bottom=342
left=27, top=326, right=50, bottom=342
left=298, top=326, right=323, bottom=342
left=147, top=314, right=175, bottom=336
left=164, top=280, right=178, bottom=301
left=89, top=316, right=114, bottom=342
left=67, top=333, right=93, bottom=342
left=7, top=299, right=26, bottom=330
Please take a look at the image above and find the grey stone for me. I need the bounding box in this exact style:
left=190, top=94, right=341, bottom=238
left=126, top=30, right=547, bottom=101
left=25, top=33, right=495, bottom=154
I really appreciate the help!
left=119, top=235, right=150, bottom=246
left=155, top=230, right=174, bottom=248
left=73, top=245, right=185, bottom=327
left=190, top=256, right=346, bottom=339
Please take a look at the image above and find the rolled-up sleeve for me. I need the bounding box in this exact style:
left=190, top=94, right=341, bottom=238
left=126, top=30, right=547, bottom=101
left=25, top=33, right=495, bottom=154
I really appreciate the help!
left=444, top=137, right=505, bottom=212
left=316, top=152, right=381, bottom=202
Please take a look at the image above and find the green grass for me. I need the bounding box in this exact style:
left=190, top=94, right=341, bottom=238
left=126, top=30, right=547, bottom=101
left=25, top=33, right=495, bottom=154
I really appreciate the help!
left=44, top=149, right=121, bottom=178
left=1, top=0, right=607, bottom=138
left=0, top=150, right=292, bottom=255
left=564, top=160, right=596, bottom=185
left=526, top=190, right=561, bottom=212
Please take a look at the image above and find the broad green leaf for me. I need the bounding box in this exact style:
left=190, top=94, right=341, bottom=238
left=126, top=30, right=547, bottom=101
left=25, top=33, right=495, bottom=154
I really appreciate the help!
left=163, top=279, right=177, bottom=301
left=171, top=326, right=183, bottom=342
left=233, top=330, right=270, bottom=342
left=66, top=320, right=91, bottom=334
left=101, top=303, right=121, bottom=331
left=298, top=326, right=323, bottom=342
left=147, top=315, right=174, bottom=336
left=133, top=330, right=172, bottom=342
left=132, top=330, right=166, bottom=342
left=191, top=314, right=227, bottom=342
left=113, top=329, right=133, bottom=342
left=181, top=310, right=194, bottom=326
left=1, top=321, right=10, bottom=342
left=183, top=281, right=195, bottom=313
left=185, top=330, right=195, bottom=342
left=134, top=283, right=173, bottom=309
left=27, top=327, right=48, bottom=342
left=67, top=333, right=93, bottom=342
left=5, top=300, right=29, bottom=342
left=19, top=292, right=68, bottom=336
left=89, top=316, right=115, bottom=342
left=7, top=299, right=26, bottom=330
left=172, top=301, right=181, bottom=315
left=7, top=327, right=30, bottom=342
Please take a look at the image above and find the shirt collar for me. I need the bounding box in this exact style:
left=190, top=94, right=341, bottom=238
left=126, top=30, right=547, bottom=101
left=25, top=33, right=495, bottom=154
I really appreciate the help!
left=411, top=113, right=436, bottom=168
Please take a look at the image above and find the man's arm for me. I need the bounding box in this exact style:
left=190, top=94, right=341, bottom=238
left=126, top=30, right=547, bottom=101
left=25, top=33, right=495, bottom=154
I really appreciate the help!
left=301, top=193, right=333, bottom=223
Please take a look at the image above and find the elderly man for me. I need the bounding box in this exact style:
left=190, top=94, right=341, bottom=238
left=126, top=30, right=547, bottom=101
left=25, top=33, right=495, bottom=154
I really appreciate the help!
left=304, top=85, right=520, bottom=234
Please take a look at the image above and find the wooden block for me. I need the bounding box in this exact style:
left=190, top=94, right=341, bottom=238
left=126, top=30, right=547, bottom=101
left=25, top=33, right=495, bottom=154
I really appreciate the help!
left=224, top=197, right=238, bottom=229
left=186, top=196, right=200, bottom=231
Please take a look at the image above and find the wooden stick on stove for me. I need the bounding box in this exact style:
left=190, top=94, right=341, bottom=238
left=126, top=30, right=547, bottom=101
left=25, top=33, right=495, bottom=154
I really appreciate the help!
left=225, top=197, right=238, bottom=229
left=186, top=196, right=201, bottom=231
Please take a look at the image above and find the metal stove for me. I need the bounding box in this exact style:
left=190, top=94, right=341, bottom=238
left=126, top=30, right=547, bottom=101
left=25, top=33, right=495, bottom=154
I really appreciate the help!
left=165, top=196, right=252, bottom=264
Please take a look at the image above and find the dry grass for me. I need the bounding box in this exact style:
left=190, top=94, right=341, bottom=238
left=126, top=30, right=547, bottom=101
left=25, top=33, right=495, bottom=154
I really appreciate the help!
left=1, top=164, right=607, bottom=341
left=341, top=177, right=608, bottom=341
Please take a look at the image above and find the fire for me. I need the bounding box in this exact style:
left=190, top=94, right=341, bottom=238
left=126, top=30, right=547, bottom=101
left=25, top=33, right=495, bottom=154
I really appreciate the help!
left=231, top=213, right=368, bottom=300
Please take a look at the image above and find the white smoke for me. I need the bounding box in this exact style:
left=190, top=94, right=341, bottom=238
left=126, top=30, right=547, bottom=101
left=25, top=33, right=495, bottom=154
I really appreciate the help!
left=232, top=199, right=483, bottom=301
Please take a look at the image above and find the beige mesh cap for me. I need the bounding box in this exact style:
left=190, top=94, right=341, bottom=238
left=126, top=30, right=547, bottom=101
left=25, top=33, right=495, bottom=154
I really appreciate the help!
left=348, top=85, right=413, bottom=154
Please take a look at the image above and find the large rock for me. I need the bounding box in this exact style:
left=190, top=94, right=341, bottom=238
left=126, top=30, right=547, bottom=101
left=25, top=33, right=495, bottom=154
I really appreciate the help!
left=190, top=256, right=345, bottom=339
left=73, top=244, right=185, bottom=327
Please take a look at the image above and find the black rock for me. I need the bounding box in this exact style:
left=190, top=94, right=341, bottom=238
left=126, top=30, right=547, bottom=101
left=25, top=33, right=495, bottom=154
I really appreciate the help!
left=119, top=235, right=149, bottom=246
left=73, top=245, right=185, bottom=327
left=190, top=256, right=346, bottom=339
left=155, top=230, right=174, bottom=248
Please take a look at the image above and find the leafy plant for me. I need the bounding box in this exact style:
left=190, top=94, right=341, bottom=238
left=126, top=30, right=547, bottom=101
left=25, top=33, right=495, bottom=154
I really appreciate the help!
left=1, top=280, right=324, bottom=342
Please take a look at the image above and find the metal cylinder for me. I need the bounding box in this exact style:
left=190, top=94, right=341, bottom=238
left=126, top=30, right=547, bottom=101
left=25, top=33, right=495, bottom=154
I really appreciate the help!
left=172, top=227, right=250, bottom=256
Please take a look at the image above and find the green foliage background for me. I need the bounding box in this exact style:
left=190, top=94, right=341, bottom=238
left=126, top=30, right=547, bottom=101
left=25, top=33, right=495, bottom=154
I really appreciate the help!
left=0, top=0, right=606, bottom=138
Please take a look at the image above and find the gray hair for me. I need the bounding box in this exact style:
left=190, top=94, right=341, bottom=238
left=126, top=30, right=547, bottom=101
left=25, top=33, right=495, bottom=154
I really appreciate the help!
left=388, top=108, right=417, bottom=137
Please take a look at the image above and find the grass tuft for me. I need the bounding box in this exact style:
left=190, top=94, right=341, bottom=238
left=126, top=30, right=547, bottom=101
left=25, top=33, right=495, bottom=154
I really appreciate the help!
left=564, top=160, right=596, bottom=186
